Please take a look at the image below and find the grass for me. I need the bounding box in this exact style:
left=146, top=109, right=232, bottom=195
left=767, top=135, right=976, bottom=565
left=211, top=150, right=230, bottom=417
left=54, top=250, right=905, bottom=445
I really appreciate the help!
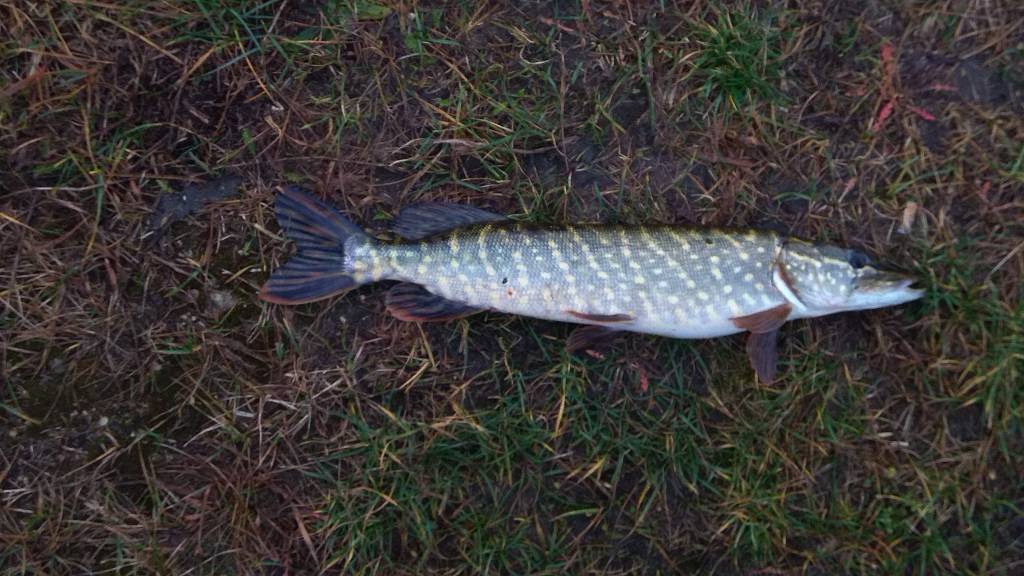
left=691, top=4, right=783, bottom=113
left=2, top=0, right=1024, bottom=574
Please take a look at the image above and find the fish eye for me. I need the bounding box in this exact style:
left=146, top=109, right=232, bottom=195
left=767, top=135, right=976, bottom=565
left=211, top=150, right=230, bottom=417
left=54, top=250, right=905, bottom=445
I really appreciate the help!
left=848, top=250, right=871, bottom=269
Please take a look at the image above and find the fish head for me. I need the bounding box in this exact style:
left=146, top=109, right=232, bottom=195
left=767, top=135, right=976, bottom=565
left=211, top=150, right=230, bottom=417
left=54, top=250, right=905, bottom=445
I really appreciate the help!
left=775, top=240, right=924, bottom=317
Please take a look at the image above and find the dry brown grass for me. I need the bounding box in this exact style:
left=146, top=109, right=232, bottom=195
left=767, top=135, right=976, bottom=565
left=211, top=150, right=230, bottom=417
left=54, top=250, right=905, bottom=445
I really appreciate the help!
left=2, top=1, right=1022, bottom=574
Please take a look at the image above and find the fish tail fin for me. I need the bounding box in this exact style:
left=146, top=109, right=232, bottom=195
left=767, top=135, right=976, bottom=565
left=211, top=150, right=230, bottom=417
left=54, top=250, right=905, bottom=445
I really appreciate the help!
left=260, top=185, right=372, bottom=305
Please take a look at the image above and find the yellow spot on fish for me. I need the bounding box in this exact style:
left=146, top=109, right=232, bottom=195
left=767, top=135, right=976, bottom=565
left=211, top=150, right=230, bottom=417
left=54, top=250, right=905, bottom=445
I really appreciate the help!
left=558, top=261, right=570, bottom=270
left=686, top=279, right=697, bottom=289
left=728, top=299, right=741, bottom=315
left=743, top=273, right=754, bottom=282
left=697, top=292, right=709, bottom=301
left=634, top=276, right=646, bottom=285
left=668, top=295, right=679, bottom=304
left=597, top=271, right=609, bottom=279
left=711, top=267, right=723, bottom=280
left=710, top=255, right=720, bottom=264
left=723, top=285, right=733, bottom=294
left=541, top=271, right=552, bottom=279
left=658, top=280, right=668, bottom=288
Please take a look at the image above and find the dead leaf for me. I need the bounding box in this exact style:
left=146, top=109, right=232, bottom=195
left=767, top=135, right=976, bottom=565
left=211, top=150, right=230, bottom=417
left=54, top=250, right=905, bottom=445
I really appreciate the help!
left=907, top=106, right=936, bottom=121
left=872, top=99, right=898, bottom=132
left=898, top=201, right=918, bottom=235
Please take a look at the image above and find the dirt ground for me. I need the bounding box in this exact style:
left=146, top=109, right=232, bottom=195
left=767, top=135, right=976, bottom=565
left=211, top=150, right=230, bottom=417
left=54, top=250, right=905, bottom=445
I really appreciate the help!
left=2, top=1, right=1023, bottom=574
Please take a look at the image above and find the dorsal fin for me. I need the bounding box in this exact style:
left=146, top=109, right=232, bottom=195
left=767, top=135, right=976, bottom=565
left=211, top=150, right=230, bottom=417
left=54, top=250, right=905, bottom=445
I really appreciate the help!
left=392, top=203, right=507, bottom=240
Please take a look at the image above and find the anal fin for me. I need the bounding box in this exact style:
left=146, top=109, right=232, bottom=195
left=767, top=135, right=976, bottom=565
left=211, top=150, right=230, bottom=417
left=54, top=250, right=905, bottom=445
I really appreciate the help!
left=386, top=283, right=481, bottom=322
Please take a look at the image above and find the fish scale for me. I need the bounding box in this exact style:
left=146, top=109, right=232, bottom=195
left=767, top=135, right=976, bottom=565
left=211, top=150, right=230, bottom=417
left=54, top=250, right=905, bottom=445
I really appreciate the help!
left=352, top=224, right=787, bottom=339
left=261, top=186, right=923, bottom=383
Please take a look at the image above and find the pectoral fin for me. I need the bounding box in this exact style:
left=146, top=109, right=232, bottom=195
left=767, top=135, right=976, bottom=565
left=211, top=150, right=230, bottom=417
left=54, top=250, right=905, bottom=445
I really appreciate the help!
left=746, top=330, right=779, bottom=384
left=729, top=303, right=791, bottom=333
left=731, top=303, right=791, bottom=384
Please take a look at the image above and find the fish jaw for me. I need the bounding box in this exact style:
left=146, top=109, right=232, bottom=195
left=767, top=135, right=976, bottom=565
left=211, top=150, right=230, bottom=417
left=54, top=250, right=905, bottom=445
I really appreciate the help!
left=845, top=269, right=925, bottom=311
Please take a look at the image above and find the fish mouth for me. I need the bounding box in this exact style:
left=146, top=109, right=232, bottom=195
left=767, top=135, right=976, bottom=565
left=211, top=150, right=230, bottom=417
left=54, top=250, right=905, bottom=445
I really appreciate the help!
left=850, top=269, right=925, bottom=310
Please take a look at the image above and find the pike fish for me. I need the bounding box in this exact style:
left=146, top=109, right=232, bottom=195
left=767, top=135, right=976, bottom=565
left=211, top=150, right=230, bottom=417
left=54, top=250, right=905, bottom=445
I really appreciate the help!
left=260, top=186, right=923, bottom=382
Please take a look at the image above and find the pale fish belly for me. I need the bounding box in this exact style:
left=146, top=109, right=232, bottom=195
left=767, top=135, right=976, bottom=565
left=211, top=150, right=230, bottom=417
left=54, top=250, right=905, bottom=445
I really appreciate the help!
left=379, top=224, right=791, bottom=339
